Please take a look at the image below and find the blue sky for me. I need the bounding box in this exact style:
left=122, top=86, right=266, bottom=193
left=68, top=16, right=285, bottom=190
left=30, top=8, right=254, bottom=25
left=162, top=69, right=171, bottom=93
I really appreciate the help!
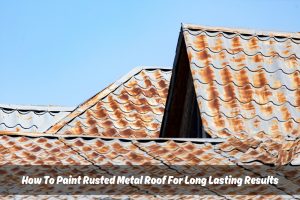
left=0, top=0, right=299, bottom=106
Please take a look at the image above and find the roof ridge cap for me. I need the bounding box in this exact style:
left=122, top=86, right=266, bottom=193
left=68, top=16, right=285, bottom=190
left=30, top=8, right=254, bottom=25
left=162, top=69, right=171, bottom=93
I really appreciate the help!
left=182, top=23, right=300, bottom=38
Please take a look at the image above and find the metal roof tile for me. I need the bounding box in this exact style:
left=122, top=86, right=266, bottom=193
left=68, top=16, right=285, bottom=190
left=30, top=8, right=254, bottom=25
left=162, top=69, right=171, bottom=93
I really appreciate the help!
left=0, top=105, right=74, bottom=133
left=46, top=67, right=171, bottom=138
left=183, top=25, right=300, bottom=140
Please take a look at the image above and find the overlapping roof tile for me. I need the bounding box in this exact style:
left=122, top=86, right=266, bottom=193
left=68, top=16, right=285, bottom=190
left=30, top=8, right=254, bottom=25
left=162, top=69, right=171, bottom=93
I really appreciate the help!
left=182, top=24, right=300, bottom=139
left=0, top=132, right=299, bottom=198
left=46, top=67, right=171, bottom=138
left=0, top=104, right=74, bottom=133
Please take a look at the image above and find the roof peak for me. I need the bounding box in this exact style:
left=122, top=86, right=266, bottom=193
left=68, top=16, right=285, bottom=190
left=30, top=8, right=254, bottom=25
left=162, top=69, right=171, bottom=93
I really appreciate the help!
left=182, top=23, right=300, bottom=38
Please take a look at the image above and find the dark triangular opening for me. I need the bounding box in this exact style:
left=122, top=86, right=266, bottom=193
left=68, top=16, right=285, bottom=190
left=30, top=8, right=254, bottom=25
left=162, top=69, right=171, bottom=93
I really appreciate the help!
left=160, top=32, right=210, bottom=138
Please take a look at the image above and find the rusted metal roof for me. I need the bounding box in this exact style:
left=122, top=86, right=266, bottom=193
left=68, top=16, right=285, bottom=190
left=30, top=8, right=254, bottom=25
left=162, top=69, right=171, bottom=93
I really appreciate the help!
left=0, top=104, right=74, bottom=133
left=46, top=67, right=171, bottom=138
left=182, top=24, right=300, bottom=140
left=0, top=131, right=299, bottom=198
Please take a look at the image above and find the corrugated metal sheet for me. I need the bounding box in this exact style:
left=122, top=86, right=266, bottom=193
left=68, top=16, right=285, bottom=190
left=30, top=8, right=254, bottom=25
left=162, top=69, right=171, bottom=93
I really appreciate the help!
left=182, top=24, right=300, bottom=140
left=46, top=67, right=171, bottom=138
left=0, top=104, right=75, bottom=133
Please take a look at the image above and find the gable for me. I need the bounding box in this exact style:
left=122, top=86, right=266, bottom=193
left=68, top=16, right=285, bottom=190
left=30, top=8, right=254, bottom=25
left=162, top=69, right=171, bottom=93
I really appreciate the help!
left=162, top=24, right=300, bottom=140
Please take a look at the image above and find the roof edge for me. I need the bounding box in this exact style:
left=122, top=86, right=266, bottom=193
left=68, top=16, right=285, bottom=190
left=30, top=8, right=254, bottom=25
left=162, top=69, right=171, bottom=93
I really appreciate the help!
left=0, top=130, right=225, bottom=143
left=0, top=104, right=75, bottom=112
left=182, top=23, right=300, bottom=38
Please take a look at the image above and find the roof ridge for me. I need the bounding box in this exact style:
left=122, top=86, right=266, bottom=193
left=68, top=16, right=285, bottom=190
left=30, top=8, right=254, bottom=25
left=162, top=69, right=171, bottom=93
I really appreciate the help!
left=182, top=23, right=300, bottom=38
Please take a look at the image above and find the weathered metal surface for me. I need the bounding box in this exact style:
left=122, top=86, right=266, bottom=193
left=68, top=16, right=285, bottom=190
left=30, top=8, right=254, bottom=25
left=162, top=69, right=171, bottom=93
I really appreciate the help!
left=1, top=131, right=298, bottom=166
left=47, top=67, right=171, bottom=138
left=0, top=104, right=74, bottom=133
left=0, top=132, right=299, bottom=198
left=183, top=24, right=300, bottom=139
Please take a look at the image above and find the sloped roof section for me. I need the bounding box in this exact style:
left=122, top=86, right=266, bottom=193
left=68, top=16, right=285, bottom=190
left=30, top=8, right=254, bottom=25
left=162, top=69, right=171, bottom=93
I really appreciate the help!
left=0, top=132, right=299, bottom=197
left=46, top=67, right=171, bottom=138
left=182, top=24, right=300, bottom=139
left=0, top=104, right=74, bottom=133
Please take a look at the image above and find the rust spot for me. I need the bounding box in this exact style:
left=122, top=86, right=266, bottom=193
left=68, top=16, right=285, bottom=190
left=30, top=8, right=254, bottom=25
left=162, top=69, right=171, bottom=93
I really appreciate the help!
left=200, top=66, right=214, bottom=83
left=104, top=128, right=117, bottom=137
left=97, top=146, right=110, bottom=154
left=293, top=71, right=300, bottom=88
left=144, top=78, right=152, bottom=88
left=286, top=55, right=298, bottom=68
left=133, top=130, right=147, bottom=138
left=128, top=152, right=144, bottom=163
left=31, top=146, right=41, bottom=152
left=102, top=120, right=113, bottom=127
left=114, top=110, right=124, bottom=119
left=281, top=106, right=291, bottom=121
left=213, top=34, right=224, bottom=52
left=74, top=140, right=84, bottom=147
left=120, top=129, right=134, bottom=137
left=45, top=143, right=52, bottom=148
left=284, top=120, right=293, bottom=132
left=90, top=126, right=98, bottom=134
left=82, top=146, right=92, bottom=151
left=253, top=54, right=263, bottom=63
left=229, top=117, right=244, bottom=132
left=118, top=119, right=128, bottom=127
left=133, top=119, right=144, bottom=128
left=253, top=119, right=260, bottom=128
left=277, top=92, right=287, bottom=104
left=95, top=109, right=107, bottom=118
left=254, top=69, right=267, bottom=87
left=150, top=122, right=159, bottom=130
left=124, top=103, right=135, bottom=111
left=18, top=137, right=29, bottom=143
left=158, top=80, right=167, bottom=88
left=119, top=93, right=129, bottom=101
left=218, top=51, right=226, bottom=60
left=283, top=40, right=292, bottom=55
left=187, top=50, right=193, bottom=60
left=140, top=105, right=152, bottom=113
left=86, top=111, right=96, bottom=126
left=296, top=90, right=300, bottom=107
left=36, top=138, right=47, bottom=143
left=195, top=34, right=208, bottom=50
left=95, top=140, right=104, bottom=147
left=146, top=87, right=159, bottom=97
left=261, top=105, right=273, bottom=115
left=74, top=122, right=84, bottom=134
left=248, top=37, right=259, bottom=50
left=231, top=36, right=243, bottom=53
left=197, top=50, right=211, bottom=65
left=213, top=114, right=225, bottom=128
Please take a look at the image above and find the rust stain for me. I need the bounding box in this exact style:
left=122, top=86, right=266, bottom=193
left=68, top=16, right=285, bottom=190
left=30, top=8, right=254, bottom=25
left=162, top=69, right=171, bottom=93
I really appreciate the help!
left=253, top=54, right=263, bottom=63
left=200, top=66, right=214, bottom=83
left=277, top=92, right=287, bottom=104
left=195, top=34, right=208, bottom=50
left=52, top=69, right=170, bottom=138
left=280, top=106, right=291, bottom=121
left=213, top=34, right=224, bottom=52
left=293, top=71, right=300, bottom=88
left=248, top=37, right=259, bottom=50
left=231, top=36, right=243, bottom=53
